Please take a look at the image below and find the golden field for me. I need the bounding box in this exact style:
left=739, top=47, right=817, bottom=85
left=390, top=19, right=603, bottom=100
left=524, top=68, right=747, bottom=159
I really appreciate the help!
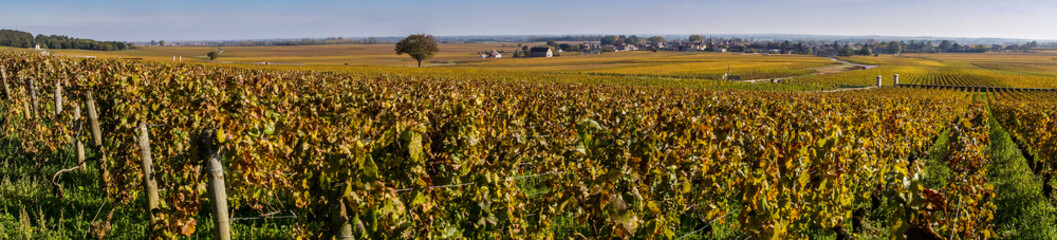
left=35, top=43, right=836, bottom=80
left=8, top=44, right=1057, bottom=90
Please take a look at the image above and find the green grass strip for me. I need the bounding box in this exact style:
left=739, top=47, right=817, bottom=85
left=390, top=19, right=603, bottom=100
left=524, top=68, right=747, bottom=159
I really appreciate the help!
left=922, top=129, right=952, bottom=190
left=987, top=114, right=1057, bottom=239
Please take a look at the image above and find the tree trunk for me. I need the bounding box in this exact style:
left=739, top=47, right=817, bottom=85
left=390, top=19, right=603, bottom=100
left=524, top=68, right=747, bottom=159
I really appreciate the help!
left=86, top=92, right=109, bottom=186
left=203, top=129, right=231, bottom=240
left=417, top=59, right=423, bottom=67
left=137, top=122, right=160, bottom=218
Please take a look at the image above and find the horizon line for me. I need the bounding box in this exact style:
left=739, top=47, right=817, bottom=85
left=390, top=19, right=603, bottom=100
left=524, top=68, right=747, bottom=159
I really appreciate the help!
left=123, top=33, right=1056, bottom=43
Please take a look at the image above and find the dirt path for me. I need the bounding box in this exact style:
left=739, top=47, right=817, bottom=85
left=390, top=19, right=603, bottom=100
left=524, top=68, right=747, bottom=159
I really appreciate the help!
left=810, top=86, right=879, bottom=93
left=826, top=57, right=877, bottom=70
left=733, top=57, right=879, bottom=84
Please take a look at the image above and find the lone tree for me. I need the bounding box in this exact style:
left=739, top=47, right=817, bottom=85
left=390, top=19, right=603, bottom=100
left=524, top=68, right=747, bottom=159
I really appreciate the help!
left=207, top=51, right=219, bottom=60
left=395, top=34, right=439, bottom=67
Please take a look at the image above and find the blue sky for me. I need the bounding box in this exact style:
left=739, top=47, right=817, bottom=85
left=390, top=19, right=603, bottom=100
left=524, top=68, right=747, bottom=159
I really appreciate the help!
left=1, top=0, right=1056, bottom=41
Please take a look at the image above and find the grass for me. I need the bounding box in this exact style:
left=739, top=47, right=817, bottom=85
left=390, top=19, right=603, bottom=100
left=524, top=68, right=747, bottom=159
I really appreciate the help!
left=0, top=138, right=149, bottom=239
left=922, top=129, right=952, bottom=189
left=987, top=110, right=1057, bottom=239
left=0, top=143, right=297, bottom=240
left=0, top=101, right=295, bottom=239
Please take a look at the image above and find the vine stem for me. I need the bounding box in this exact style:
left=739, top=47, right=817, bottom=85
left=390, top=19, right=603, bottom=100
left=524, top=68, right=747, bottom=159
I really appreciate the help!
left=396, top=170, right=566, bottom=192
left=51, top=109, right=85, bottom=198
left=676, top=211, right=734, bottom=240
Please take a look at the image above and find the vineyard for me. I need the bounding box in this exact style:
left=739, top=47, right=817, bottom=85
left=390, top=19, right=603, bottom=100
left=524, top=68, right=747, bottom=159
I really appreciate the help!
left=456, top=51, right=835, bottom=80
left=792, top=54, right=1057, bottom=89
left=1, top=51, right=1057, bottom=239
left=991, top=91, right=1057, bottom=211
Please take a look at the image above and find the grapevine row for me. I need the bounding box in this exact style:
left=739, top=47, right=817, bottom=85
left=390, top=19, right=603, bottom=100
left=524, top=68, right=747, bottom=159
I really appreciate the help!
left=0, top=52, right=1001, bottom=239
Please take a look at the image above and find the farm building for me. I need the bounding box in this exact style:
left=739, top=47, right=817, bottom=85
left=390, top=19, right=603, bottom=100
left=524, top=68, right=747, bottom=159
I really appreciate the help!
left=481, top=49, right=502, bottom=58
left=689, top=43, right=707, bottom=51
left=668, top=42, right=707, bottom=52
left=617, top=44, right=639, bottom=52
left=529, top=47, right=553, bottom=57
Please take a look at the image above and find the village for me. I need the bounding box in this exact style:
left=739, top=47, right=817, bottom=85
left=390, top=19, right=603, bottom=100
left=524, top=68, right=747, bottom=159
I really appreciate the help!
left=478, top=34, right=1036, bottom=59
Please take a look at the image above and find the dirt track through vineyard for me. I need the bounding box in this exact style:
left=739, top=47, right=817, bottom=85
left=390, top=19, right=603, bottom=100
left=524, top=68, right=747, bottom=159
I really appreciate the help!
left=734, top=57, right=879, bottom=84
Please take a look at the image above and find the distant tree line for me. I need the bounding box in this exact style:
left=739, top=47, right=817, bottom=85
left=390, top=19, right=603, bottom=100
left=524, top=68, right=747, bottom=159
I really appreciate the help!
left=208, top=37, right=383, bottom=47
left=528, top=35, right=601, bottom=42
left=545, top=40, right=590, bottom=53
left=600, top=35, right=643, bottom=45
left=869, top=40, right=1038, bottom=54
left=777, top=39, right=1037, bottom=57
left=0, top=29, right=131, bottom=51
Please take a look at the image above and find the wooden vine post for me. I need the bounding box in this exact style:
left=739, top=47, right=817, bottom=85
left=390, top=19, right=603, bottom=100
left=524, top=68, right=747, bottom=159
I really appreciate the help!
left=75, top=104, right=86, bottom=172
left=29, top=76, right=39, bottom=119
left=21, top=76, right=31, bottom=120
left=331, top=199, right=353, bottom=239
left=1, top=65, right=9, bottom=100
left=54, top=79, right=63, bottom=116
left=137, top=122, right=161, bottom=232
left=85, top=92, right=109, bottom=185
left=203, top=129, right=231, bottom=240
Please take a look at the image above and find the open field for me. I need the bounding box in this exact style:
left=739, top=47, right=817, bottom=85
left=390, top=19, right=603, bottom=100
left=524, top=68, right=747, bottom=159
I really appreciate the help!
left=30, top=43, right=1057, bottom=91
left=35, top=43, right=839, bottom=81
left=452, top=51, right=834, bottom=80
left=40, top=43, right=522, bottom=66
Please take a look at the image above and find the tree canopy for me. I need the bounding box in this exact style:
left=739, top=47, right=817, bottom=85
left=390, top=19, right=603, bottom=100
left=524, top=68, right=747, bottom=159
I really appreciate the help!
left=626, top=36, right=642, bottom=45
left=647, top=36, right=665, bottom=45
left=395, top=34, right=439, bottom=67
left=688, top=35, right=703, bottom=43
left=885, top=41, right=902, bottom=54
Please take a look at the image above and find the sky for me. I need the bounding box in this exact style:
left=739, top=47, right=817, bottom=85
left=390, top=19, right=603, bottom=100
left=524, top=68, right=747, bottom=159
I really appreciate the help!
left=1, top=0, right=1056, bottom=42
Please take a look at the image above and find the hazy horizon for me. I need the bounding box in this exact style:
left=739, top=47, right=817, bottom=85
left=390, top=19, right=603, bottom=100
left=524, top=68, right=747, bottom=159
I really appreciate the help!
left=3, top=0, right=1056, bottom=42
